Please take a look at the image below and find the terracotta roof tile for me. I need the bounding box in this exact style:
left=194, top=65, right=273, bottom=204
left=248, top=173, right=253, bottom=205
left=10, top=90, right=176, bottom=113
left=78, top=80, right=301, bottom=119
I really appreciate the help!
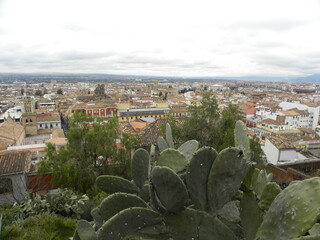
left=0, top=151, right=32, bottom=175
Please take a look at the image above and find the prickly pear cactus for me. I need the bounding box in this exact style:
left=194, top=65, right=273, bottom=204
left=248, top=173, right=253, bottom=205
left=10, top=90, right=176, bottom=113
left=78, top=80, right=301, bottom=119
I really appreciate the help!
left=255, top=177, right=320, bottom=240
left=207, top=147, right=250, bottom=212
left=186, top=147, right=217, bottom=210
left=151, top=166, right=188, bottom=213
left=157, top=148, right=188, bottom=173
left=75, top=123, right=320, bottom=240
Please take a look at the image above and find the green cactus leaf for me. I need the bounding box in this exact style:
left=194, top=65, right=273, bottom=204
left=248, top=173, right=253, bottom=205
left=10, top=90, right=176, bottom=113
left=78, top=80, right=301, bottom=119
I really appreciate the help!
left=207, top=147, right=250, bottom=212
left=199, top=214, right=237, bottom=240
left=240, top=191, right=263, bottom=240
left=137, top=222, right=167, bottom=235
left=149, top=183, right=167, bottom=213
left=220, top=218, right=244, bottom=239
left=132, top=148, right=150, bottom=189
left=91, top=207, right=103, bottom=229
left=76, top=220, right=97, bottom=240
left=96, top=175, right=139, bottom=194
left=267, top=172, right=274, bottom=182
left=258, top=183, right=282, bottom=211
left=241, top=165, right=255, bottom=191
left=139, top=184, right=150, bottom=202
left=165, top=123, right=174, bottom=148
left=218, top=201, right=241, bottom=223
left=99, top=193, right=148, bottom=222
left=251, top=168, right=260, bottom=185
left=253, top=169, right=268, bottom=199
left=178, top=140, right=200, bottom=160
left=73, top=232, right=81, bottom=240
left=186, top=147, right=217, bottom=210
left=309, top=223, right=320, bottom=236
left=234, top=120, right=251, bottom=161
left=97, top=207, right=162, bottom=240
left=150, top=144, right=156, bottom=160
left=157, top=136, right=168, bottom=152
left=255, top=177, right=320, bottom=240
left=165, top=208, right=237, bottom=240
left=157, top=148, right=188, bottom=172
left=290, top=235, right=320, bottom=240
left=151, top=166, right=188, bottom=213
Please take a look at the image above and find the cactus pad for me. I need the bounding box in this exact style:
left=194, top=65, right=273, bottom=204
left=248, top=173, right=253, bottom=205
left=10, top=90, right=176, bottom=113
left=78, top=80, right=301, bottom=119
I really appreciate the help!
left=165, top=123, right=174, bottom=148
left=76, top=220, right=97, bottom=240
left=218, top=201, right=241, bottom=223
left=258, top=183, right=282, bottom=211
left=309, top=223, right=320, bottom=236
left=99, top=193, right=148, bottom=221
left=132, top=148, right=150, bottom=189
left=157, top=136, right=168, bottom=152
left=207, top=147, right=250, bottom=212
left=97, top=207, right=162, bottom=240
left=96, top=175, right=139, bottom=194
left=139, top=184, right=150, bottom=202
left=255, top=177, right=320, bottom=240
left=151, top=166, right=188, bottom=213
left=253, top=169, right=268, bottom=199
left=186, top=147, right=217, bottom=210
left=234, top=120, right=251, bottom=161
left=165, top=208, right=237, bottom=240
left=157, top=148, right=188, bottom=172
left=240, top=191, right=263, bottom=240
left=90, top=207, right=103, bottom=229
left=178, top=140, right=200, bottom=160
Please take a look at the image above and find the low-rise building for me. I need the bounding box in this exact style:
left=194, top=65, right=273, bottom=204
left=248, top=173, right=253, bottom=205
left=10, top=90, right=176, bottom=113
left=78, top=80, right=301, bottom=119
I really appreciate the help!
left=0, top=151, right=32, bottom=204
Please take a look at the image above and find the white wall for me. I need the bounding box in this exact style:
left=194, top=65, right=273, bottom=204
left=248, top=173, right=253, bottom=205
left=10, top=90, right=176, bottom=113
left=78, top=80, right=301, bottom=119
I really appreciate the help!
left=37, top=121, right=61, bottom=130
left=279, top=149, right=297, bottom=162
left=263, top=138, right=279, bottom=165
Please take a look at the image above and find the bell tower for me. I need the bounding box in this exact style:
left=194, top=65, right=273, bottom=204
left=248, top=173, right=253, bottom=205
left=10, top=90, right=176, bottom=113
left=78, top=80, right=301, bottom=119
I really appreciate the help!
left=21, top=97, right=37, bottom=136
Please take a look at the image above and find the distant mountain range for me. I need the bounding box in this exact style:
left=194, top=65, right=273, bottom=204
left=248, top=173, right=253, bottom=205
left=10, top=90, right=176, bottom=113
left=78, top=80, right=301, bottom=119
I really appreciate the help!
left=0, top=72, right=320, bottom=83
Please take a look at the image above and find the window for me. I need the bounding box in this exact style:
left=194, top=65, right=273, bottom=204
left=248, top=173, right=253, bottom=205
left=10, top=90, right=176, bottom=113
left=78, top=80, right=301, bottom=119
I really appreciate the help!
left=40, top=124, right=42, bottom=127
left=0, top=178, right=13, bottom=194
left=30, top=119, right=32, bottom=122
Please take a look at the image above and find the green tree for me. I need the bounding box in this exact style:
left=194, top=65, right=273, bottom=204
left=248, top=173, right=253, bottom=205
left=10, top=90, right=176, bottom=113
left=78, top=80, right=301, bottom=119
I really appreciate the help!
left=35, top=90, right=42, bottom=96
left=250, top=135, right=267, bottom=169
left=57, top=88, right=63, bottom=95
left=182, top=91, right=220, bottom=147
left=38, top=112, right=138, bottom=193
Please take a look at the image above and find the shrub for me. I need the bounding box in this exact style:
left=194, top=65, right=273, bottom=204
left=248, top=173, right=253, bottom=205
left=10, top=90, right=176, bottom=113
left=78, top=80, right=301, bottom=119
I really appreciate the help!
left=19, top=188, right=89, bottom=219
left=0, top=213, right=76, bottom=240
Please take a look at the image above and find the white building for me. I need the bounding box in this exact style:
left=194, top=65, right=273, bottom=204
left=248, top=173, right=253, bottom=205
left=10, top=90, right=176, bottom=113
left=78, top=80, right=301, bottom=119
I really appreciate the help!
left=0, top=106, right=23, bottom=122
left=37, top=113, right=61, bottom=130
left=279, top=102, right=320, bottom=130
left=263, top=136, right=308, bottom=165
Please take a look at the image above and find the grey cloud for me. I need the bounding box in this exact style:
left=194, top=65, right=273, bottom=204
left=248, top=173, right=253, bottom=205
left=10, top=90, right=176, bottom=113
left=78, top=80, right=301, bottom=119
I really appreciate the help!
left=58, top=51, right=115, bottom=61
left=252, top=52, right=320, bottom=74
left=220, top=19, right=313, bottom=32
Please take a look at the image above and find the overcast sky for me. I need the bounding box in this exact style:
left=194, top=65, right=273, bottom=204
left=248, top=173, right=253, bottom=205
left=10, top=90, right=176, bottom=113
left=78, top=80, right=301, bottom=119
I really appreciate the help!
left=0, top=0, right=320, bottom=77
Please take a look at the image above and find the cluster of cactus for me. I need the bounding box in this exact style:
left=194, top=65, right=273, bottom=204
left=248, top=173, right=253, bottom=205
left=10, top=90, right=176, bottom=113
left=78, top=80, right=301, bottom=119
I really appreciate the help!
left=74, top=121, right=320, bottom=240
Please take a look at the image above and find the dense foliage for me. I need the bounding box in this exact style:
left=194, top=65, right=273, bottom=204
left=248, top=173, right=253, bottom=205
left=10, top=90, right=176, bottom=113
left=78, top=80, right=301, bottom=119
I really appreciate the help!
left=38, top=112, right=139, bottom=193
left=19, top=189, right=89, bottom=219
left=0, top=213, right=76, bottom=240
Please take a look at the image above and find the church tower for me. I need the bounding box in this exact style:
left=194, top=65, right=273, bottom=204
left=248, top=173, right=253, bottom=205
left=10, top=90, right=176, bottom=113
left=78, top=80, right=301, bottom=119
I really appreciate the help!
left=21, top=97, right=37, bottom=136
